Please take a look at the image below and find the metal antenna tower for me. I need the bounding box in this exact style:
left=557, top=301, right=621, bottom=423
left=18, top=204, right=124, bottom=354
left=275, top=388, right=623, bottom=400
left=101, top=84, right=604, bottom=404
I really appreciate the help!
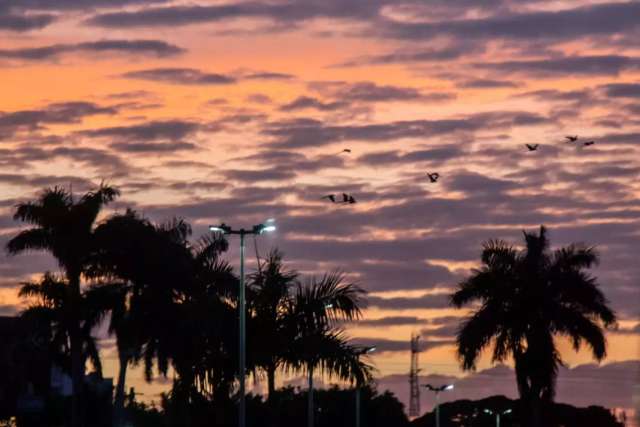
left=408, top=333, right=421, bottom=417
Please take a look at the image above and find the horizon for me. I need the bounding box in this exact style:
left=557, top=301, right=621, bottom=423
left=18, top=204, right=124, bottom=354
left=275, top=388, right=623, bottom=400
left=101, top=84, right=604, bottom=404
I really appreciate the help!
left=1, top=0, right=639, bottom=425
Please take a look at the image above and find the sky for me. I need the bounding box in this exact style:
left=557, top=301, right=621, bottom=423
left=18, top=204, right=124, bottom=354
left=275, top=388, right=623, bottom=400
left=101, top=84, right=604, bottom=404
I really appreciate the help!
left=0, top=0, right=639, bottom=419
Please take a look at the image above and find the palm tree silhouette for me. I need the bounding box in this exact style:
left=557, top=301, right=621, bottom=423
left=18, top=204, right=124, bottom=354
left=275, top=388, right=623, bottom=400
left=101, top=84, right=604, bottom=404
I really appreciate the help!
left=6, top=185, right=119, bottom=427
left=285, top=272, right=373, bottom=427
left=19, top=273, right=109, bottom=381
left=247, top=248, right=299, bottom=402
left=450, top=226, right=617, bottom=427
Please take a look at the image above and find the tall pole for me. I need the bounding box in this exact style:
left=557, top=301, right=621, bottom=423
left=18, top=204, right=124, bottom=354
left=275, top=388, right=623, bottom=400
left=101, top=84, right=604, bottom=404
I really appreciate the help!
left=435, top=391, right=440, bottom=427
left=239, top=232, right=246, bottom=427
left=355, top=387, right=360, bottom=427
left=308, top=366, right=314, bottom=427
left=496, top=413, right=500, bottom=427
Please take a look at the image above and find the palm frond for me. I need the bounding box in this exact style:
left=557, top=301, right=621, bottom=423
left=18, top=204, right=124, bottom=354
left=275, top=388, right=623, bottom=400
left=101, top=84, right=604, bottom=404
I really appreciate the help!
left=6, top=228, right=52, bottom=255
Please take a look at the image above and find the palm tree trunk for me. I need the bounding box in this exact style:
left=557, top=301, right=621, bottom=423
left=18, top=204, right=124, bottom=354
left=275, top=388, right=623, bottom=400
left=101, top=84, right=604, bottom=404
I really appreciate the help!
left=267, top=364, right=276, bottom=402
left=113, top=348, right=130, bottom=427
left=307, top=365, right=314, bottom=427
left=69, top=275, right=84, bottom=427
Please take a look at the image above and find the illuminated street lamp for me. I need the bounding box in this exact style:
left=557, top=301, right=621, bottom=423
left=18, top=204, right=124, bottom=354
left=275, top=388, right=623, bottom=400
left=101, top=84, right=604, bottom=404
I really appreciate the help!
left=422, top=384, right=454, bottom=427
left=354, top=346, right=376, bottom=427
left=209, top=219, right=276, bottom=427
left=484, top=408, right=512, bottom=427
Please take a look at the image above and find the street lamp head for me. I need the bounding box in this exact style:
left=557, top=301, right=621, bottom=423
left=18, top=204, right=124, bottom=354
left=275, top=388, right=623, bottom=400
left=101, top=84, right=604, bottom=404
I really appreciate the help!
left=209, top=223, right=230, bottom=234
left=444, top=384, right=454, bottom=391
left=253, top=219, right=277, bottom=234
left=484, top=409, right=494, bottom=415
left=367, top=346, right=377, bottom=353
left=503, top=409, right=512, bottom=415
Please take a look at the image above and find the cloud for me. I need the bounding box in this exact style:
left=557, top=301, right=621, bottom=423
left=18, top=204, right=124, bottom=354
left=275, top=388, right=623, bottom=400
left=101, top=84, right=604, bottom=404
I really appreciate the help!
left=0, top=39, right=184, bottom=61
left=477, top=55, right=640, bottom=77
left=368, top=293, right=451, bottom=310
left=310, top=81, right=454, bottom=103
left=280, top=96, right=347, bottom=112
left=599, top=83, right=640, bottom=99
left=352, top=337, right=454, bottom=354
left=456, top=79, right=521, bottom=89
left=262, top=111, right=548, bottom=148
left=0, top=8, right=55, bottom=31
left=381, top=2, right=640, bottom=43
left=110, top=141, right=197, bottom=153
left=357, top=316, right=429, bottom=327
left=121, top=68, right=236, bottom=85
left=14, top=0, right=170, bottom=10
left=79, top=120, right=200, bottom=143
left=85, top=1, right=388, bottom=29
left=335, top=43, right=481, bottom=67
left=357, top=146, right=463, bottom=166
left=223, top=168, right=297, bottom=183
left=243, top=71, right=295, bottom=80
left=0, top=102, right=118, bottom=137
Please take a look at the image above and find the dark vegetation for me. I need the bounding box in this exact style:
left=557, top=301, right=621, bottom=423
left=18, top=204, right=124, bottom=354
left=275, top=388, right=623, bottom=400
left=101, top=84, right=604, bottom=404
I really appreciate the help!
left=0, top=186, right=619, bottom=427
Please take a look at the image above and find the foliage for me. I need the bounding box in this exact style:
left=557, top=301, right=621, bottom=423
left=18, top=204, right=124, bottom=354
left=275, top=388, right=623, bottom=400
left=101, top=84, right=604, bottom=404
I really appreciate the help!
left=450, top=226, right=617, bottom=426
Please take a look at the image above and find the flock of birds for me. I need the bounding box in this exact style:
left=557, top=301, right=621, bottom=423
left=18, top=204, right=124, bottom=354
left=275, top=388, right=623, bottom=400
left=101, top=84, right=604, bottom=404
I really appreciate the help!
left=526, top=135, right=595, bottom=152
left=322, top=135, right=597, bottom=204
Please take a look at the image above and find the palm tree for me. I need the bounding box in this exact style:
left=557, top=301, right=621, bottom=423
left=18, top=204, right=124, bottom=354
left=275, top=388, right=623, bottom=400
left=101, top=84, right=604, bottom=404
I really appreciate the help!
left=285, top=272, right=373, bottom=427
left=7, top=185, right=119, bottom=427
left=247, top=249, right=299, bottom=401
left=90, top=211, right=204, bottom=425
left=450, top=226, right=617, bottom=427
left=19, top=273, right=108, bottom=380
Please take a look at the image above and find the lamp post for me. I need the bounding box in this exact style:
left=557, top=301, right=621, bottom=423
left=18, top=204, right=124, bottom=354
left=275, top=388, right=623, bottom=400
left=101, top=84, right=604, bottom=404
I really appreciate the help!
left=422, top=384, right=454, bottom=427
left=354, top=346, right=376, bottom=427
left=483, top=408, right=512, bottom=427
left=209, top=219, right=276, bottom=427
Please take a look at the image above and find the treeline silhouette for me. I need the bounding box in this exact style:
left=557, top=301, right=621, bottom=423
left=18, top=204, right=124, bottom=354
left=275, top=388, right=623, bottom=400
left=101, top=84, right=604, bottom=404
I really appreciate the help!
left=5, top=185, right=372, bottom=427
left=2, top=185, right=619, bottom=427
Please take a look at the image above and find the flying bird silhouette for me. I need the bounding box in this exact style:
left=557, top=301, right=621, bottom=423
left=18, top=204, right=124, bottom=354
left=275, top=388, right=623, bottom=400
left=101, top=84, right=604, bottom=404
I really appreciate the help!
left=583, top=141, right=595, bottom=146
left=565, top=135, right=579, bottom=142
left=427, top=172, right=440, bottom=183
left=525, top=144, right=539, bottom=151
left=347, top=195, right=356, bottom=204
left=321, top=194, right=336, bottom=202
left=340, top=149, right=352, bottom=154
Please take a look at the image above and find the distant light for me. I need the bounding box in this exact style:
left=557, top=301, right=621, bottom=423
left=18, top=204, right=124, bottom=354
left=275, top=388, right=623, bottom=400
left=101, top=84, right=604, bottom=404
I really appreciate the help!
left=262, top=225, right=276, bottom=233
left=444, top=384, right=454, bottom=391
left=209, top=225, right=225, bottom=232
left=484, top=409, right=493, bottom=415
left=266, top=218, right=276, bottom=223
left=367, top=346, right=376, bottom=353
left=503, top=409, right=512, bottom=415
left=325, top=303, right=334, bottom=309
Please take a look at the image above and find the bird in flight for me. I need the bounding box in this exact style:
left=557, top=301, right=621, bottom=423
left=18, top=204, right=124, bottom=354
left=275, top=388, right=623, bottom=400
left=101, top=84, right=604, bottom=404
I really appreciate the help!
left=565, top=135, right=579, bottom=142
left=341, top=149, right=352, bottom=154
left=322, top=194, right=336, bottom=203
left=525, top=144, right=539, bottom=151
left=427, top=172, right=440, bottom=183
left=338, top=193, right=357, bottom=204
left=583, top=141, right=595, bottom=146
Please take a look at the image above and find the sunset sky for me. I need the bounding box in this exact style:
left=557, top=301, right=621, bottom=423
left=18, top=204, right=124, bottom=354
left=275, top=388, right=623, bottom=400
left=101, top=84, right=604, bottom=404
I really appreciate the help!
left=0, top=0, right=639, bottom=417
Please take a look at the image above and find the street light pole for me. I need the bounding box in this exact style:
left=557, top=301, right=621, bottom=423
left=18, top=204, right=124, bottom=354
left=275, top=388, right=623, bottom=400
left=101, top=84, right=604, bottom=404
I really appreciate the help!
left=355, top=387, right=360, bottom=427
left=210, top=220, right=276, bottom=427
left=239, top=231, right=246, bottom=427
left=354, top=346, right=375, bottom=427
left=422, top=384, right=454, bottom=427
left=435, top=391, right=440, bottom=427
